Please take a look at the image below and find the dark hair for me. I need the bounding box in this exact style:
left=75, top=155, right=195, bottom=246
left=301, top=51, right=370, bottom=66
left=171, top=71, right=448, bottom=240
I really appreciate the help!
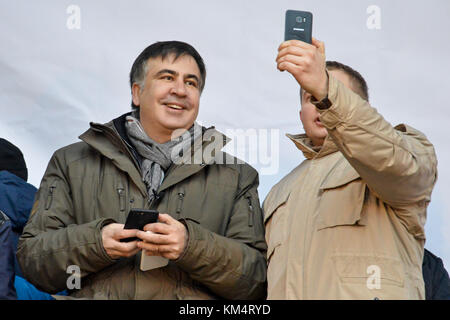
left=300, top=60, right=369, bottom=103
left=325, top=61, right=369, bottom=101
left=129, top=41, right=207, bottom=110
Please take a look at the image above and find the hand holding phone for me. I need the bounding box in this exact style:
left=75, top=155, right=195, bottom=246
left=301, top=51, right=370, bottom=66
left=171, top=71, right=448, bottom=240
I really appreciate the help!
left=120, top=209, right=159, bottom=242
left=101, top=223, right=142, bottom=259
left=136, top=213, right=188, bottom=261
left=279, top=10, right=327, bottom=101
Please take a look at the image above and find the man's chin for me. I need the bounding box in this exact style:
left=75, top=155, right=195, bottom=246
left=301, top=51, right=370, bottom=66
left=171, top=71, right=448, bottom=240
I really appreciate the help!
left=305, top=131, right=327, bottom=147
left=306, top=127, right=327, bottom=139
left=162, top=119, right=195, bottom=132
left=161, top=110, right=196, bottom=128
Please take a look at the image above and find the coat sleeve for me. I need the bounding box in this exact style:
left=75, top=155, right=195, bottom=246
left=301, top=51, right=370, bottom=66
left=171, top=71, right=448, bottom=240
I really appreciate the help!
left=16, top=150, right=117, bottom=294
left=175, top=166, right=267, bottom=300
left=318, top=74, right=438, bottom=209
left=0, top=212, right=17, bottom=300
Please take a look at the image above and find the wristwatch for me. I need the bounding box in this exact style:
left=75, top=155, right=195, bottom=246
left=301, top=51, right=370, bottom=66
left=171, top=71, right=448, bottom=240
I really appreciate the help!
left=311, top=70, right=332, bottom=110
left=311, top=95, right=332, bottom=110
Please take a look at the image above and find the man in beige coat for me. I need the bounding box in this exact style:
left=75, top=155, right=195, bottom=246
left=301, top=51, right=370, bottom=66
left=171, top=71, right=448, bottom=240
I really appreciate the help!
left=264, top=38, right=437, bottom=299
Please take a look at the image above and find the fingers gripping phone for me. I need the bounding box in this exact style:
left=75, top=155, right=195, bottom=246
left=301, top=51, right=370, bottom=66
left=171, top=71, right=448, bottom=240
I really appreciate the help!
left=120, top=209, right=159, bottom=242
left=120, top=208, right=168, bottom=270
left=285, top=10, right=313, bottom=44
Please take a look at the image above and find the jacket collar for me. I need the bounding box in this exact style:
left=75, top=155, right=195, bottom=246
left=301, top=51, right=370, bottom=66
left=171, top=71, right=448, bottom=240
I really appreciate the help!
left=286, top=133, right=338, bottom=160
left=79, top=113, right=231, bottom=196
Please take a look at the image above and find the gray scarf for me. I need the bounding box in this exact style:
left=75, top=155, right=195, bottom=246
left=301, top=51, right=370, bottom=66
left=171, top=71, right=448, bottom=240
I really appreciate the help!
left=125, top=113, right=203, bottom=202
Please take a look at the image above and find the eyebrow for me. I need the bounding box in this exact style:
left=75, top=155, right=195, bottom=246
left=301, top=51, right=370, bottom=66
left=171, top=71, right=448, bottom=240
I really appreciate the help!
left=155, top=69, right=200, bottom=84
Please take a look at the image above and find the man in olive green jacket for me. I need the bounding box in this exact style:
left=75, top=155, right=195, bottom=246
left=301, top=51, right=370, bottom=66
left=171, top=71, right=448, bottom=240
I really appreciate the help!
left=17, top=41, right=267, bottom=300
left=264, top=38, right=437, bottom=299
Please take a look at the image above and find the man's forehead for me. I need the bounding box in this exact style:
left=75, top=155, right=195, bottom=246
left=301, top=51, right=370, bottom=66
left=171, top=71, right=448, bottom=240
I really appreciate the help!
left=146, top=53, right=200, bottom=75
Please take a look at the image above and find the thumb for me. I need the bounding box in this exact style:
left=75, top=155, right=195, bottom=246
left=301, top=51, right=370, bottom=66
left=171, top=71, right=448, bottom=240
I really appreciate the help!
left=312, top=37, right=326, bottom=56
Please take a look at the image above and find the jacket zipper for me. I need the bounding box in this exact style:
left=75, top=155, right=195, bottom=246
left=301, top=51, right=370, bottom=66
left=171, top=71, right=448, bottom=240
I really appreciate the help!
left=117, top=183, right=125, bottom=212
left=45, top=181, right=57, bottom=210
left=245, top=194, right=254, bottom=227
left=176, top=188, right=185, bottom=217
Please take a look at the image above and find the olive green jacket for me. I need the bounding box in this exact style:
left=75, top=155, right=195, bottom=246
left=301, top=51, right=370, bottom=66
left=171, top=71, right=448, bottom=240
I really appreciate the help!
left=17, top=114, right=267, bottom=300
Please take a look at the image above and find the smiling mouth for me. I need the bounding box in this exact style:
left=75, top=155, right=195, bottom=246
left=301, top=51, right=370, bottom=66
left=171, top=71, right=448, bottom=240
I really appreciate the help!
left=164, top=103, right=185, bottom=110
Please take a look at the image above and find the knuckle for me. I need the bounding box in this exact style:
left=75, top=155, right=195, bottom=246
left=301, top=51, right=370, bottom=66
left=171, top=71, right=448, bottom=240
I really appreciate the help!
left=305, top=57, right=312, bottom=65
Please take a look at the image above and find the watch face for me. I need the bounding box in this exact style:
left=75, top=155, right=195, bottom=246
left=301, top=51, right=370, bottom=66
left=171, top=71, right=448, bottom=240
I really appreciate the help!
left=315, top=97, right=331, bottom=110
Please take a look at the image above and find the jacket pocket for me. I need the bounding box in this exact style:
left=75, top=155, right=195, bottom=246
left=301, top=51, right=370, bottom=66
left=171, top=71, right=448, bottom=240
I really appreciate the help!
left=316, top=166, right=366, bottom=230
left=331, top=253, right=406, bottom=299
left=245, top=194, right=254, bottom=227
left=45, top=179, right=58, bottom=210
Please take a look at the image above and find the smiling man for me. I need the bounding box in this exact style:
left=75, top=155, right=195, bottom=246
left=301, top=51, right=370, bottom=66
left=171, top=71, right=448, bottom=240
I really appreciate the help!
left=263, top=38, right=438, bottom=299
left=17, top=41, right=267, bottom=300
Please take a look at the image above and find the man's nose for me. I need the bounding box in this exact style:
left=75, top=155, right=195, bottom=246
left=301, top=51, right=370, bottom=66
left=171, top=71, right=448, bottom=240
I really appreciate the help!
left=169, top=79, right=187, bottom=96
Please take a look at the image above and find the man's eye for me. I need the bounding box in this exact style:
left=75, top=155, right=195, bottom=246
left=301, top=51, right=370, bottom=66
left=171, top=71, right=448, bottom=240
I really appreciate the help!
left=186, top=80, right=198, bottom=87
left=162, top=75, right=173, bottom=81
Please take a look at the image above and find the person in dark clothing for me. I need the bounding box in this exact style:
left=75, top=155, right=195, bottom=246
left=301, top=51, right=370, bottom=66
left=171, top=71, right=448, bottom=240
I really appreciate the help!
left=0, top=138, right=37, bottom=278
left=423, top=248, right=450, bottom=300
left=0, top=210, right=17, bottom=299
left=0, top=138, right=59, bottom=299
left=0, top=138, right=33, bottom=300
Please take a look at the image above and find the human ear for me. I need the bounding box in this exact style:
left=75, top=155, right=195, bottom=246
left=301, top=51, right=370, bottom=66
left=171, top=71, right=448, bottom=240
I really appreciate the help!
left=131, top=83, right=141, bottom=107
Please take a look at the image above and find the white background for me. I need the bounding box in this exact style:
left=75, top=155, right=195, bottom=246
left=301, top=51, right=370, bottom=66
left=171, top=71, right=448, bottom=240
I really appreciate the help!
left=1, top=1, right=449, bottom=272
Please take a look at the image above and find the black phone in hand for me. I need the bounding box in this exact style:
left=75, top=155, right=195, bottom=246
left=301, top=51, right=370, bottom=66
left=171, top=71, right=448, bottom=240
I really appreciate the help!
left=285, top=10, right=313, bottom=44
left=120, top=209, right=159, bottom=242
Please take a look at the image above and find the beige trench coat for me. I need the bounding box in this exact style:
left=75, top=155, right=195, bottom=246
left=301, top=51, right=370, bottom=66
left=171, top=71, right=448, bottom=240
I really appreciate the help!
left=264, top=75, right=437, bottom=300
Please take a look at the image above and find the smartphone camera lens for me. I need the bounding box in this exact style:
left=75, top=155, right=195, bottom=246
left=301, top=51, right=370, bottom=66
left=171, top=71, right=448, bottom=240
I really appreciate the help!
left=296, top=16, right=303, bottom=23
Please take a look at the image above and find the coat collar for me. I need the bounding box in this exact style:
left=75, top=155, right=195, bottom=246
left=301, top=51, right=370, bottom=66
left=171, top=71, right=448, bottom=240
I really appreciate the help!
left=79, top=113, right=231, bottom=196
left=286, top=133, right=339, bottom=160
